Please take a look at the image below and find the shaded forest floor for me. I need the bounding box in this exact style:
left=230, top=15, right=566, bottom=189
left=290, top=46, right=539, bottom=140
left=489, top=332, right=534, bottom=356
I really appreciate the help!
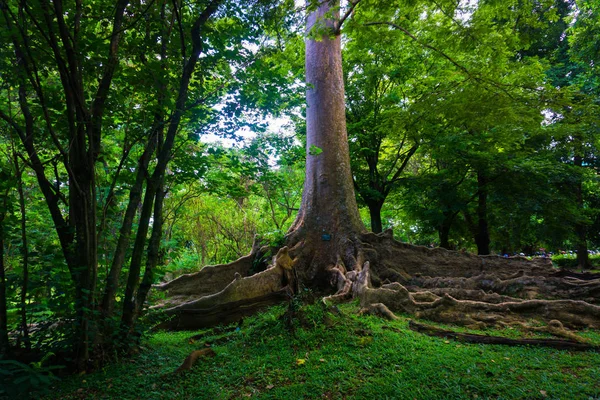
left=44, top=301, right=600, bottom=400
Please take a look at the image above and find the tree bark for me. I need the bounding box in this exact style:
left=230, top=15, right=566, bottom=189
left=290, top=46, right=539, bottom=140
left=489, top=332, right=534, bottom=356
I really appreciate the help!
left=287, top=0, right=365, bottom=285
left=293, top=0, right=363, bottom=234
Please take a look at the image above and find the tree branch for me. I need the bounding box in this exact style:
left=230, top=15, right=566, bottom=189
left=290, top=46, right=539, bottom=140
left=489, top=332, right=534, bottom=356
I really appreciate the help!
left=91, top=0, right=129, bottom=161
left=334, top=0, right=361, bottom=34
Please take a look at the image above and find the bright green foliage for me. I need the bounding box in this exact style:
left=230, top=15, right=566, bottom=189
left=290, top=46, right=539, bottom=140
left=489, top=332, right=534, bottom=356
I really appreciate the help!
left=158, top=131, right=304, bottom=278
left=343, top=0, right=599, bottom=255
left=552, top=253, right=600, bottom=270
left=0, top=0, right=297, bottom=364
left=344, top=3, right=426, bottom=233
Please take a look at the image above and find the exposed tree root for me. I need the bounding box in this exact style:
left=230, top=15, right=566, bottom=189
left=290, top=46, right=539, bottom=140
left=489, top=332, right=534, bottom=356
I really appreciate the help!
left=551, top=269, right=600, bottom=281
left=358, top=281, right=600, bottom=330
left=408, top=320, right=600, bottom=352
left=157, top=247, right=294, bottom=330
left=507, top=320, right=590, bottom=343
left=358, top=303, right=398, bottom=321
left=359, top=231, right=554, bottom=285
left=153, top=231, right=600, bottom=343
left=408, top=288, right=523, bottom=304
left=173, top=348, right=216, bottom=374
left=406, top=274, right=600, bottom=304
left=152, top=241, right=264, bottom=309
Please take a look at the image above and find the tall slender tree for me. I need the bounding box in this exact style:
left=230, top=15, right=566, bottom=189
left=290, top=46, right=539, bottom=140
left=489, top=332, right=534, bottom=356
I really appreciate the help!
left=0, top=0, right=285, bottom=369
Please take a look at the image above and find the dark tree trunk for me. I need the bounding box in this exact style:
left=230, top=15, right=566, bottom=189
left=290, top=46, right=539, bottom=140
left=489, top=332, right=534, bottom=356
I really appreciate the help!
left=0, top=188, right=9, bottom=355
left=287, top=0, right=365, bottom=284
left=120, top=176, right=159, bottom=331
left=14, top=151, right=30, bottom=350
left=573, top=154, right=590, bottom=269
left=475, top=170, right=490, bottom=255
left=69, top=136, right=99, bottom=368
left=101, top=138, right=157, bottom=320
left=102, top=0, right=169, bottom=322
left=134, top=181, right=166, bottom=327
left=438, top=212, right=455, bottom=250
left=1, top=0, right=129, bottom=370
left=367, top=200, right=384, bottom=234
left=120, top=0, right=222, bottom=335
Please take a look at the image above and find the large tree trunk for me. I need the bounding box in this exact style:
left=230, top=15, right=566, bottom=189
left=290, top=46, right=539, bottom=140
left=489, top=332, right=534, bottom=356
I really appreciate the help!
left=287, top=0, right=365, bottom=286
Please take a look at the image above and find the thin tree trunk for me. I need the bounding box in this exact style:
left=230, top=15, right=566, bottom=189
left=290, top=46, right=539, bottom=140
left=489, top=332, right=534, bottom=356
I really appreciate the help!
left=475, top=170, right=490, bottom=255
left=133, top=180, right=166, bottom=329
left=120, top=0, right=222, bottom=335
left=438, top=212, right=455, bottom=250
left=0, top=188, right=9, bottom=355
left=367, top=200, right=384, bottom=234
left=120, top=177, right=158, bottom=331
left=573, top=154, right=590, bottom=269
left=13, top=151, right=30, bottom=350
left=101, top=138, right=157, bottom=319
left=101, top=0, right=168, bottom=323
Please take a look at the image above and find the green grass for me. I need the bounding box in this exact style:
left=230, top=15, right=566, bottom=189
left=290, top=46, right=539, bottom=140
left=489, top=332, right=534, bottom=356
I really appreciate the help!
left=43, top=303, right=600, bottom=400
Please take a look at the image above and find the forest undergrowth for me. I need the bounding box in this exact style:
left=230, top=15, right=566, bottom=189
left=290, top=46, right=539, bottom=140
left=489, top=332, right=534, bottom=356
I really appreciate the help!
left=38, top=301, right=600, bottom=400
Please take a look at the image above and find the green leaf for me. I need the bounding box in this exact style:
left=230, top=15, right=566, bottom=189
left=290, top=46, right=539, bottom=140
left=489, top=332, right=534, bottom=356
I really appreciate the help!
left=309, top=145, right=323, bottom=156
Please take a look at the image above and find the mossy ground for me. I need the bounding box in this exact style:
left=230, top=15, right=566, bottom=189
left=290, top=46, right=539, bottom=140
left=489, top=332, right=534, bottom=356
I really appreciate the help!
left=44, top=301, right=600, bottom=399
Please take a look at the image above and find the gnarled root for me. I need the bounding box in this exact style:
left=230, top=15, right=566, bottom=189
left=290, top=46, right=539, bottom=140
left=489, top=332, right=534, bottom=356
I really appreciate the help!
left=508, top=320, right=591, bottom=343
left=408, top=274, right=600, bottom=304
left=355, top=266, right=600, bottom=330
left=174, top=348, right=216, bottom=374
left=359, top=303, right=398, bottom=321
left=158, top=247, right=295, bottom=330
left=152, top=238, right=270, bottom=309
left=154, top=229, right=600, bottom=340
